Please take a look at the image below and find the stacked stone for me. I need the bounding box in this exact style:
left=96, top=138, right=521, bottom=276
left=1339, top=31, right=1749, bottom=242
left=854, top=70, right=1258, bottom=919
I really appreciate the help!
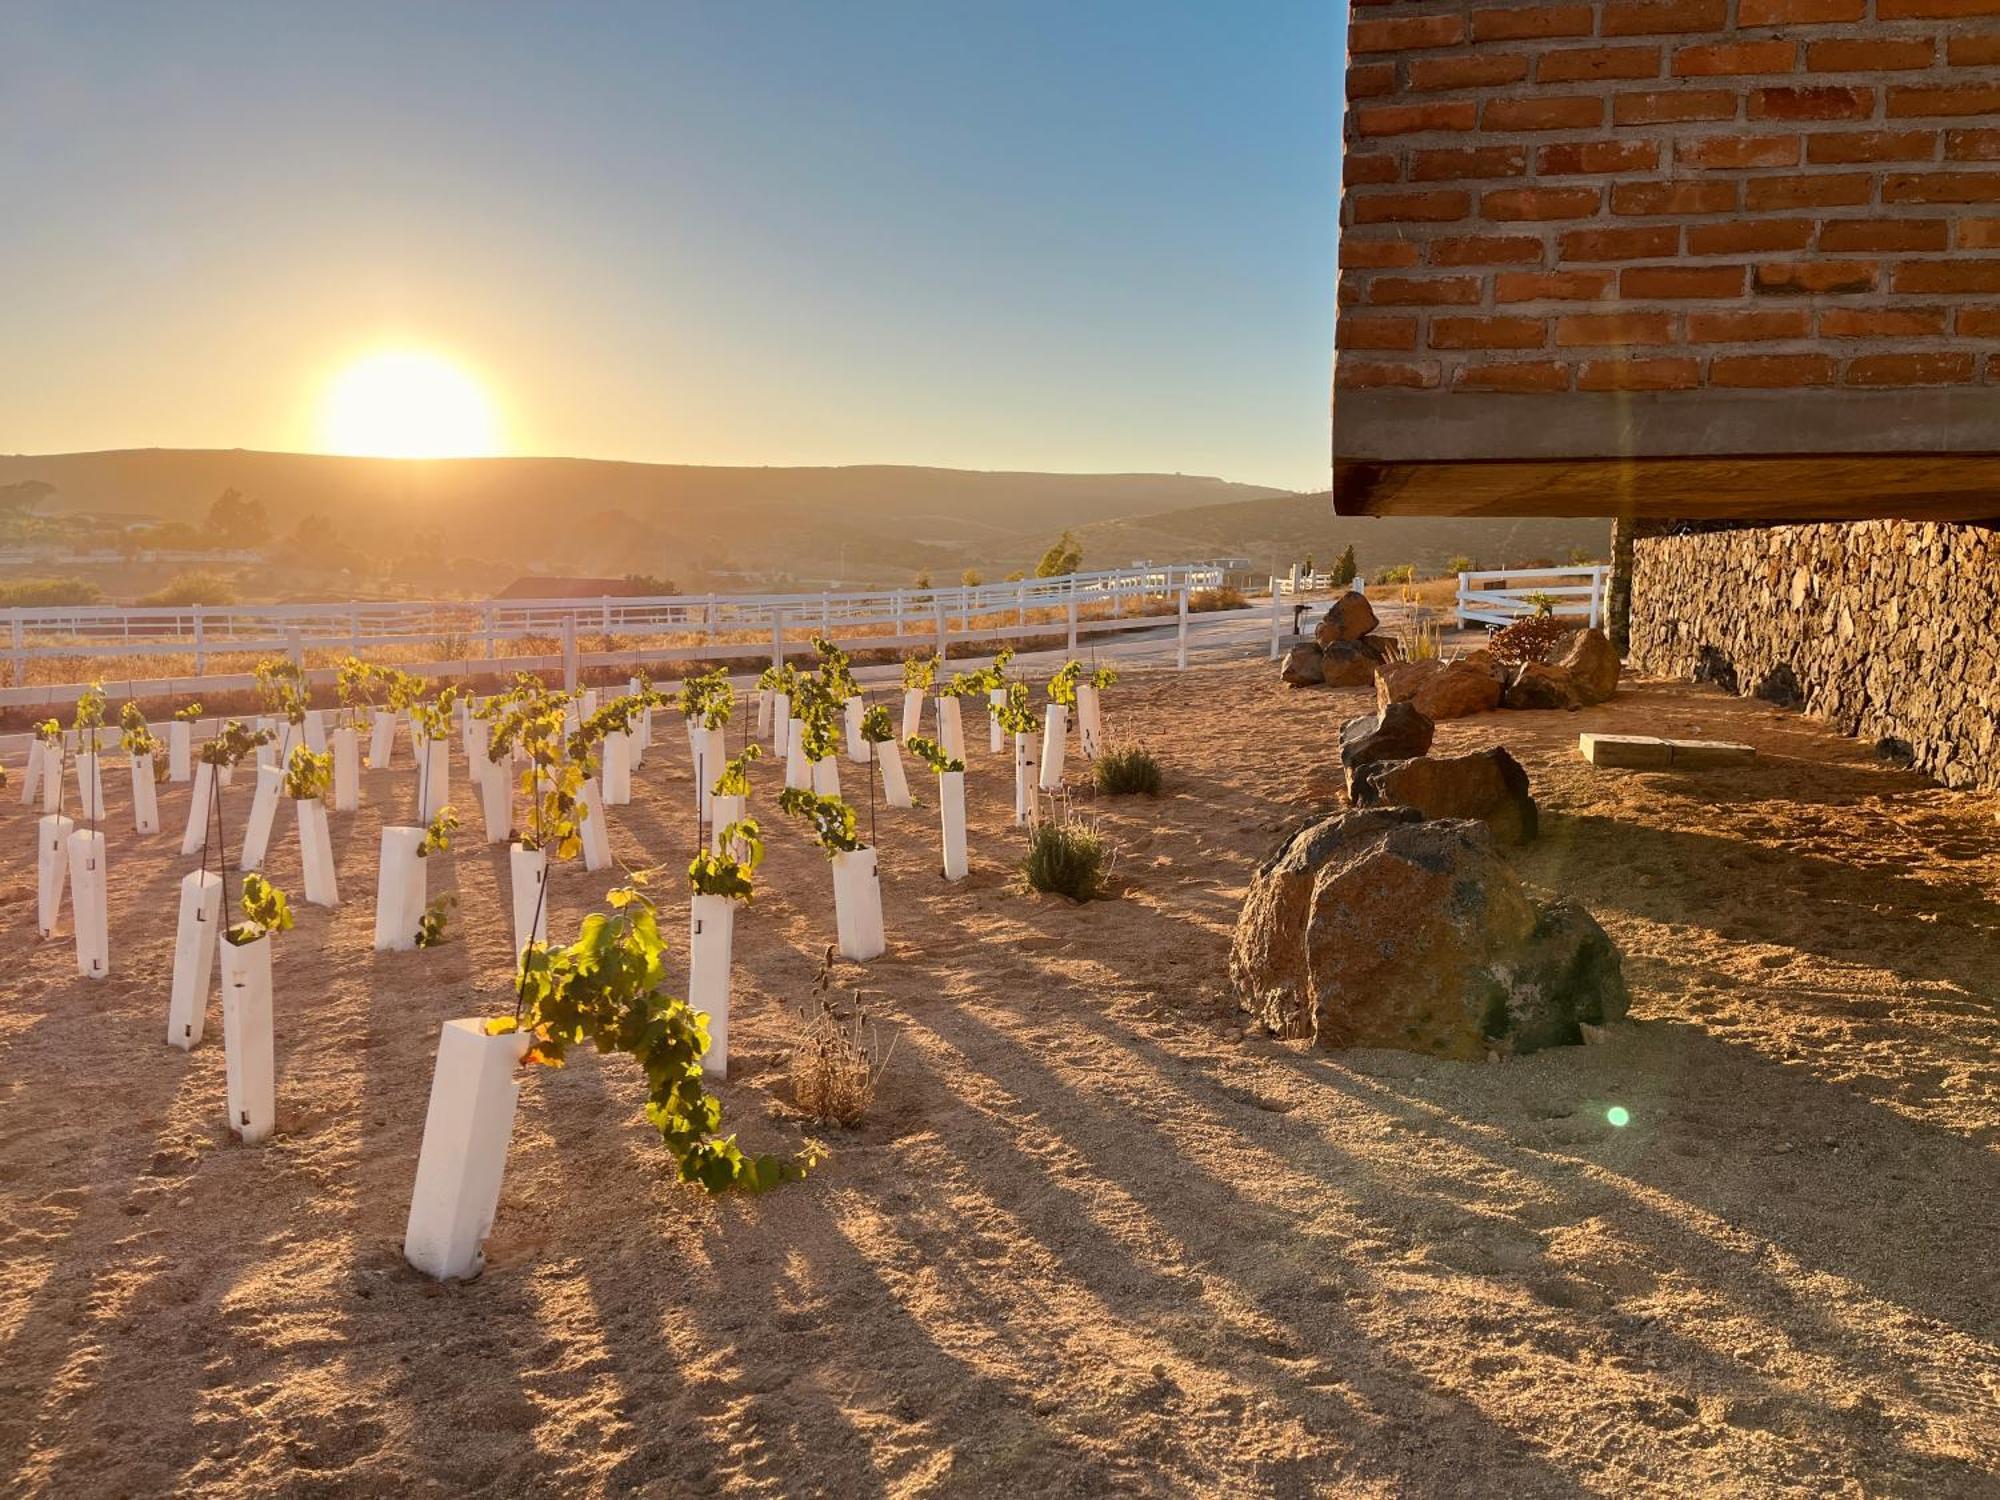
left=1279, top=591, right=1399, bottom=687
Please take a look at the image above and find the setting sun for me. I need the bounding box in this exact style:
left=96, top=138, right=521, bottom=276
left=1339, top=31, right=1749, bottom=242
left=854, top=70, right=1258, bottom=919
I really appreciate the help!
left=318, top=350, right=501, bottom=459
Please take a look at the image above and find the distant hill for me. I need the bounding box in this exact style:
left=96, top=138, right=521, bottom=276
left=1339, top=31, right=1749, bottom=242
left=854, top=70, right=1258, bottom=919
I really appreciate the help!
left=1070, top=490, right=1613, bottom=577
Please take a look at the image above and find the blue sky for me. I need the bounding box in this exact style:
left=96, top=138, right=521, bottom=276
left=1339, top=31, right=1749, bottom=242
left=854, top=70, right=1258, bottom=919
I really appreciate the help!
left=1, top=2, right=1341, bottom=489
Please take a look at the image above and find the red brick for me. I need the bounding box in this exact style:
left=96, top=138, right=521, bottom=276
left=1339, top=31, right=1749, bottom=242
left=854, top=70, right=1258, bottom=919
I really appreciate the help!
left=1946, top=32, right=2000, bottom=65
left=1340, top=237, right=1421, bottom=268
left=1454, top=360, right=1572, bottom=392
left=1888, top=85, right=2000, bottom=117
left=1740, top=0, right=1863, bottom=18
left=1612, top=180, right=1739, bottom=214
left=1336, top=359, right=1442, bottom=389
left=1347, top=63, right=1397, bottom=99
left=1343, top=153, right=1401, bottom=185
left=1560, top=225, right=1681, bottom=260
left=1620, top=265, right=1747, bottom=298
left=1957, top=307, right=2000, bottom=334
left=1612, top=89, right=1736, bottom=124
left=1471, top=4, right=1594, bottom=41
left=1495, top=270, right=1617, bottom=300
left=1430, top=234, right=1545, bottom=265
left=1538, top=46, right=1664, bottom=83
left=1883, top=171, right=2000, bottom=201
left=1754, top=260, right=1878, bottom=294
left=1350, top=189, right=1472, bottom=223
left=1578, top=357, right=1702, bottom=389
left=1676, top=134, right=1800, bottom=169
left=1808, top=38, right=1935, bottom=70
left=1604, top=0, right=1727, bottom=34
left=1354, top=101, right=1478, bottom=136
left=1946, top=130, right=2000, bottom=161
left=1891, top=260, right=2000, bottom=292
left=1411, top=145, right=1528, bottom=181
left=1820, top=307, right=1948, bottom=336
left=1688, top=309, right=1812, bottom=341
left=1744, top=173, right=1873, bottom=210
left=1673, top=41, right=1797, bottom=75
left=1410, top=54, right=1530, bottom=91
left=1366, top=275, right=1483, bottom=305
left=1338, top=315, right=1420, bottom=350
left=1750, top=86, right=1874, bottom=121
left=1482, top=186, right=1602, bottom=221
left=1337, top=274, right=1362, bottom=308
left=1350, top=14, right=1465, bottom=53
left=1428, top=316, right=1547, bottom=350
left=1556, top=312, right=1677, bottom=346
left=1817, top=218, right=1951, bottom=251
left=1537, top=140, right=1660, bottom=175
left=1878, top=0, right=2000, bottom=15
left=1806, top=130, right=1939, bottom=164
left=1686, top=219, right=1815, bottom=254
left=1959, top=218, right=2000, bottom=248
left=1710, top=354, right=1840, bottom=386
left=1844, top=351, right=1977, bottom=386
left=1484, top=95, right=1606, bottom=130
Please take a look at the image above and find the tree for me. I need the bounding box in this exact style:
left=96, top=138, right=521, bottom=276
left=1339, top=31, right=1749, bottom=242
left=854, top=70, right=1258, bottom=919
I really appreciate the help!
left=205, top=488, right=270, bottom=548
left=1331, top=544, right=1357, bottom=586
left=1034, top=529, right=1083, bottom=578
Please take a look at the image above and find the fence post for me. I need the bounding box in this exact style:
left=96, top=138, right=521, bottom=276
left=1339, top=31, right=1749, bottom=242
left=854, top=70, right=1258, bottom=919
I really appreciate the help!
left=1176, top=585, right=1190, bottom=670
left=193, top=606, right=206, bottom=674
left=1589, top=566, right=1605, bottom=629
left=933, top=596, right=947, bottom=660
left=1457, top=571, right=1471, bottom=629
left=10, top=611, right=22, bottom=688
left=1268, top=581, right=1282, bottom=659
left=1066, top=593, right=1078, bottom=654
left=705, top=594, right=717, bottom=641
left=562, top=615, right=579, bottom=691
left=770, top=607, right=784, bottom=670
left=821, top=594, right=831, bottom=634
left=1016, top=579, right=1027, bottom=626
left=481, top=603, right=496, bottom=659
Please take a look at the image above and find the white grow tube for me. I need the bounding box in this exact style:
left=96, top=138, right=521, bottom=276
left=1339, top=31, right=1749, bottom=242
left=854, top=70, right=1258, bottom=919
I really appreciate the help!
left=577, top=778, right=613, bottom=872
left=221, top=933, right=276, bottom=1143
left=810, top=754, right=841, bottom=799
left=41, top=749, right=62, bottom=813
left=67, top=829, right=109, bottom=978
left=901, top=688, right=924, bottom=742
left=373, top=827, right=427, bottom=952
left=168, top=870, right=222, bottom=1050
left=418, top=737, right=451, bottom=825
left=784, top=722, right=809, bottom=789
left=988, top=689, right=1007, bottom=754
left=130, top=753, right=160, bottom=836
left=756, top=688, right=774, bottom=738
left=21, top=740, right=42, bottom=807
left=936, top=697, right=966, bottom=763
left=368, top=710, right=397, bottom=769
left=877, top=739, right=913, bottom=809
left=74, top=748, right=106, bottom=825
left=403, top=1019, right=530, bottom=1281
left=601, top=730, right=633, bottom=807
left=477, top=755, right=515, bottom=846
left=709, top=793, right=746, bottom=853
left=697, top=725, right=727, bottom=821
left=831, top=846, right=886, bottom=962
left=688, top=893, right=737, bottom=1079
left=240, top=765, right=284, bottom=872
left=1040, top=704, right=1069, bottom=792
left=296, top=797, right=339, bottom=907
left=168, top=721, right=192, bottom=783
left=37, top=812, right=74, bottom=939
left=1014, top=731, right=1040, bottom=826
left=1076, top=682, right=1106, bottom=758
left=181, top=761, right=217, bottom=856
left=939, top=769, right=969, bottom=882
left=303, top=709, right=328, bottom=754
left=844, top=698, right=868, bottom=764
left=510, top=843, right=550, bottom=966
left=770, top=693, right=790, bottom=752
left=332, top=727, right=361, bottom=813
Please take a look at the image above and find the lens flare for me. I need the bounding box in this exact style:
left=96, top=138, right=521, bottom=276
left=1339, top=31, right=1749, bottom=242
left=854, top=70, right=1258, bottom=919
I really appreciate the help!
left=1606, top=1106, right=1631, bottom=1128
left=318, top=350, right=501, bottom=458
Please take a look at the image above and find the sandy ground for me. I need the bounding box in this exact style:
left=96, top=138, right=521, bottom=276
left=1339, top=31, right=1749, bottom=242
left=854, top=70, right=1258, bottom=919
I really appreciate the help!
left=1, top=660, right=1996, bottom=1498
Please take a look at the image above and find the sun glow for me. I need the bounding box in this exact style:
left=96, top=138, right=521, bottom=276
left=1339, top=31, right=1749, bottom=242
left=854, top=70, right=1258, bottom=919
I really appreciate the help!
left=318, top=350, right=501, bottom=458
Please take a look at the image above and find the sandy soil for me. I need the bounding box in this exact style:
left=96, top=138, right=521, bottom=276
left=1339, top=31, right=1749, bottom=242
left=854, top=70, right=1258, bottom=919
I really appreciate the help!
left=1, top=662, right=1996, bottom=1498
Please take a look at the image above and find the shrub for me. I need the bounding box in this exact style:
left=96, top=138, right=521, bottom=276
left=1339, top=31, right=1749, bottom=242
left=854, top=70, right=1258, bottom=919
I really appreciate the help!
left=790, top=967, right=896, bottom=1128
left=142, top=570, right=238, bottom=606
left=1447, top=554, right=1476, bottom=574
left=1374, top=563, right=1416, bottom=586
left=0, top=576, right=102, bottom=607
left=1188, top=585, right=1246, bottom=612
left=1095, top=745, right=1161, bottom=796
left=1489, top=614, right=1574, bottom=667
left=1331, top=543, right=1357, bottom=586
left=1023, top=815, right=1108, bottom=901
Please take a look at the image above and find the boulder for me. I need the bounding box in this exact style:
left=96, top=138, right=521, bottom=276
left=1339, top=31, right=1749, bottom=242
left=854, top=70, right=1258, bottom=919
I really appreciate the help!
left=1339, top=702, right=1435, bottom=797
left=1279, top=643, right=1324, bottom=687
left=1502, top=661, right=1579, bottom=711
left=1555, top=628, right=1621, bottom=705
left=1352, top=747, right=1539, bottom=844
left=1314, top=591, right=1378, bottom=646
left=1230, top=814, right=1627, bottom=1057
left=1376, top=657, right=1503, bottom=721
left=1321, top=641, right=1379, bottom=687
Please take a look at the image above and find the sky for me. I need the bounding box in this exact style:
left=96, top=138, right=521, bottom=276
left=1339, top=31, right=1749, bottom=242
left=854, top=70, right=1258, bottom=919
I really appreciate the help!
left=1, top=2, right=1341, bottom=491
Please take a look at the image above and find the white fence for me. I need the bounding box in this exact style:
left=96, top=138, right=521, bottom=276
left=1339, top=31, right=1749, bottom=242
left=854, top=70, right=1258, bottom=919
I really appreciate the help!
left=0, top=564, right=1235, bottom=707
left=1456, top=565, right=1608, bottom=629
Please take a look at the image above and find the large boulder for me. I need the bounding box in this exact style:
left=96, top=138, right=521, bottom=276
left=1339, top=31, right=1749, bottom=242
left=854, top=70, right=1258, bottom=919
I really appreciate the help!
left=1376, top=657, right=1503, bottom=721
left=1555, top=628, right=1621, bottom=705
left=1230, top=815, right=1627, bottom=1057
left=1352, top=747, right=1539, bottom=844
left=1314, top=591, right=1378, bottom=646
left=1279, top=643, right=1324, bottom=687
left=1339, top=702, right=1435, bottom=797
left=1321, top=641, right=1379, bottom=687
left=1502, top=661, right=1579, bottom=711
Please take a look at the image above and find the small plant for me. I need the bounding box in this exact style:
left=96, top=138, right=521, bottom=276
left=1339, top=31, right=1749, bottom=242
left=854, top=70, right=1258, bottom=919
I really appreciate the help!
left=679, top=666, right=734, bottom=728
left=810, top=636, right=858, bottom=702
left=418, top=806, right=460, bottom=857
left=1094, top=745, right=1161, bottom=796
left=1087, top=662, right=1117, bottom=691
left=73, top=682, right=107, bottom=751
left=1400, top=611, right=1443, bottom=663
left=336, top=657, right=383, bottom=729
left=995, top=681, right=1038, bottom=735
left=172, top=700, right=205, bottom=723
left=283, top=744, right=334, bottom=801
left=777, top=786, right=864, bottom=854
left=860, top=704, right=895, bottom=744
left=904, top=735, right=964, bottom=775
left=414, top=893, right=456, bottom=948
left=1046, top=659, right=1082, bottom=706
left=1188, top=586, right=1246, bottom=612
left=790, top=961, right=896, bottom=1128
left=1489, top=612, right=1573, bottom=667
left=1374, top=563, right=1417, bottom=586
left=408, top=684, right=461, bottom=746
left=119, top=702, right=162, bottom=761
left=1023, top=814, right=1109, bottom=902
left=713, top=743, right=761, bottom=797
left=688, top=818, right=764, bottom=900
left=254, top=657, right=309, bottom=725
left=226, top=873, right=294, bottom=946
left=201, top=718, right=274, bottom=768
left=901, top=653, right=939, bottom=692
left=757, top=661, right=801, bottom=699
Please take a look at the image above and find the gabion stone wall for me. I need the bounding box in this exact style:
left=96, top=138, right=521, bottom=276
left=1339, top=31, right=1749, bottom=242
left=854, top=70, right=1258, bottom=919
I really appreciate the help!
left=1629, top=519, right=2000, bottom=790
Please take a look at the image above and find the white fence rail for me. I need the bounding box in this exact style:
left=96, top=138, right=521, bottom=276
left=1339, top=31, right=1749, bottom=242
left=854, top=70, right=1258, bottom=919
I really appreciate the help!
left=0, top=564, right=1234, bottom=707
left=1456, top=566, right=1608, bottom=629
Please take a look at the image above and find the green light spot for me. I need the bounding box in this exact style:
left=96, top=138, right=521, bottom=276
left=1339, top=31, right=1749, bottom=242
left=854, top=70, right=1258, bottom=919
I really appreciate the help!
left=1606, top=1106, right=1630, bottom=1129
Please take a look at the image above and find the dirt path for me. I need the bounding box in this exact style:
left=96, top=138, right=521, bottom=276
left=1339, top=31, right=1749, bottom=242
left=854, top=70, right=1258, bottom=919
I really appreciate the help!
left=1, top=664, right=1995, bottom=1496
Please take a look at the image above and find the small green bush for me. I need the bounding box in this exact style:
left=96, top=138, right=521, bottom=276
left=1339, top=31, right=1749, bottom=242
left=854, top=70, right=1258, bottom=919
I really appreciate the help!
left=1023, top=816, right=1108, bottom=901
left=1373, top=563, right=1417, bottom=586
left=1094, top=745, right=1161, bottom=796
left=0, top=576, right=102, bottom=607
left=141, top=570, right=238, bottom=606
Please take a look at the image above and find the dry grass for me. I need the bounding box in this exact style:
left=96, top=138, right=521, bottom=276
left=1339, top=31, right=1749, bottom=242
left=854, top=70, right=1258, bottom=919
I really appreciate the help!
left=788, top=951, right=897, bottom=1127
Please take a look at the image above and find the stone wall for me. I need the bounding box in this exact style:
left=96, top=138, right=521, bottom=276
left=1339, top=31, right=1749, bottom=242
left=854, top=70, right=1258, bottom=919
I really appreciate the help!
left=1628, top=519, right=2000, bottom=789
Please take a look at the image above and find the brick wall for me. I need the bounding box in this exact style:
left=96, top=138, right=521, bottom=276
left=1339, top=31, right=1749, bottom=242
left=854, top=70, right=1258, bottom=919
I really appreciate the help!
left=1336, top=0, right=2000, bottom=397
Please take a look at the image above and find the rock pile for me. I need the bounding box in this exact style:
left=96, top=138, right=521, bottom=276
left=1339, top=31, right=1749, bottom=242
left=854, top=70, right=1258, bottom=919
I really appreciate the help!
left=1371, top=628, right=1622, bottom=721
left=1229, top=809, right=1626, bottom=1058
left=1279, top=591, right=1399, bottom=689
